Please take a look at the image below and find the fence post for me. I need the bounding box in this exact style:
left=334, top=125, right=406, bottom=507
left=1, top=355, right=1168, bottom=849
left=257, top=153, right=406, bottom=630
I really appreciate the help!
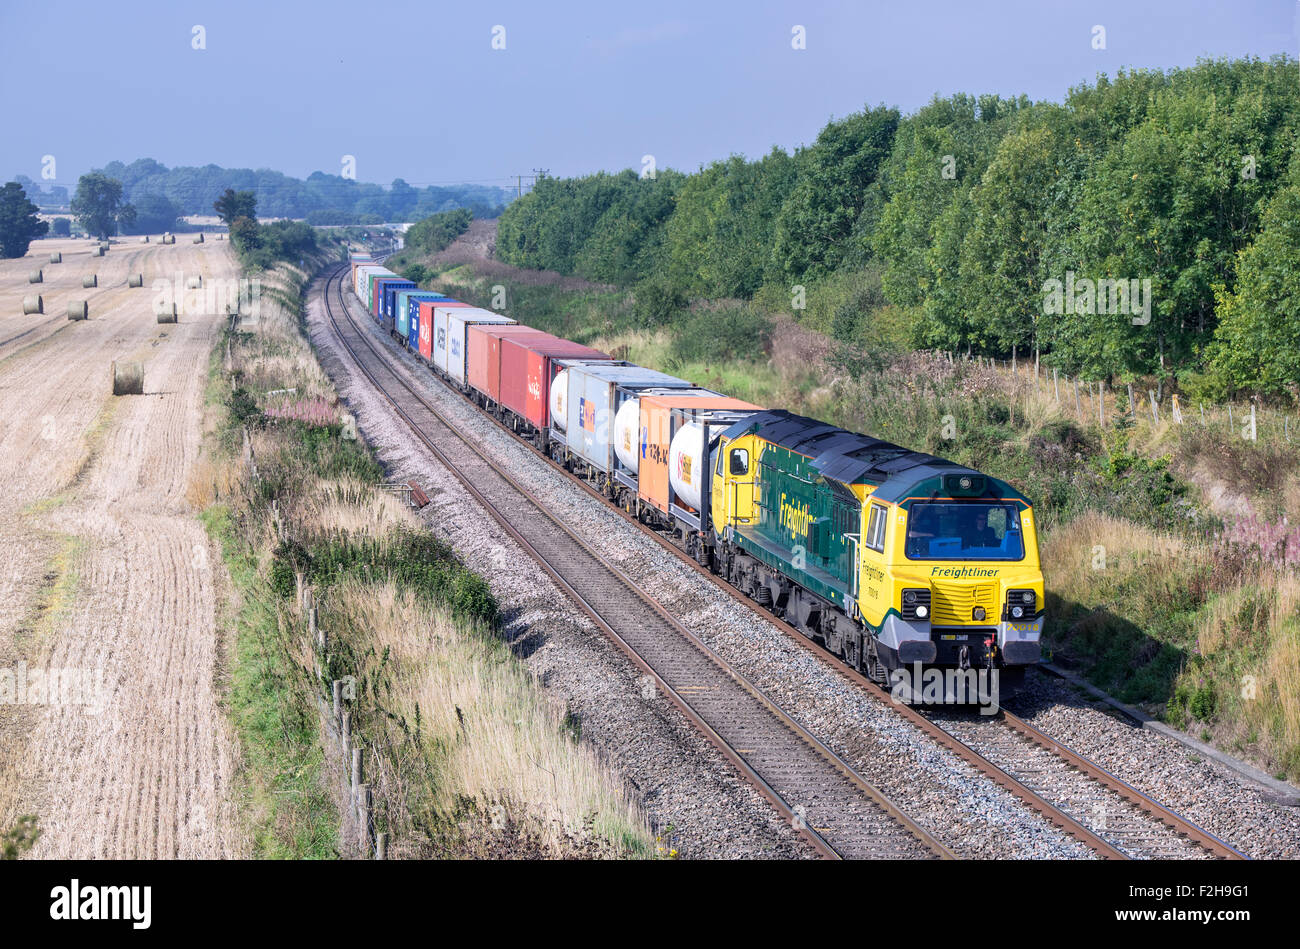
left=1148, top=390, right=1159, bottom=425
left=1127, top=384, right=1136, bottom=422
left=376, top=832, right=388, bottom=860
left=332, top=680, right=342, bottom=724
left=1073, top=379, right=1081, bottom=419
left=1098, top=381, right=1105, bottom=427
left=1171, top=393, right=1183, bottom=424
left=357, top=784, right=373, bottom=856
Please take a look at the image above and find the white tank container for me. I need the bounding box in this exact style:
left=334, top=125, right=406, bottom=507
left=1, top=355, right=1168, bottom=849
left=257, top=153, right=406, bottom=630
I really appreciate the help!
left=669, top=422, right=709, bottom=510
left=550, top=368, right=569, bottom=431
left=613, top=397, right=641, bottom=473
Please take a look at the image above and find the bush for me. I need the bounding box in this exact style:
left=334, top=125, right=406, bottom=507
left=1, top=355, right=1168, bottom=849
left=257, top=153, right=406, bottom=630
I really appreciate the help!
left=669, top=303, right=772, bottom=365
left=632, top=274, right=687, bottom=328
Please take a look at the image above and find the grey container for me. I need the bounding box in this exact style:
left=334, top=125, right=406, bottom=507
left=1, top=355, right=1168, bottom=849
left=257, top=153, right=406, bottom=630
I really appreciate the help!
left=562, top=363, right=695, bottom=475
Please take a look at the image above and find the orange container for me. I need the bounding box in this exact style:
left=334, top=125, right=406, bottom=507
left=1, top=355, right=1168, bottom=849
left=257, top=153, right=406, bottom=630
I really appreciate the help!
left=638, top=394, right=759, bottom=514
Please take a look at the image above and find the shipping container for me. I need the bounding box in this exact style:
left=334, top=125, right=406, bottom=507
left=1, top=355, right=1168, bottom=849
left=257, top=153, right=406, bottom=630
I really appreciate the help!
left=371, top=276, right=408, bottom=322
left=379, top=279, right=416, bottom=330
left=562, top=363, right=696, bottom=476
left=359, top=267, right=393, bottom=311
left=499, top=333, right=610, bottom=432
left=466, top=324, right=549, bottom=403
left=440, top=307, right=515, bottom=382
left=395, top=291, right=451, bottom=348
left=420, top=301, right=484, bottom=372
left=354, top=265, right=390, bottom=307
left=636, top=395, right=760, bottom=521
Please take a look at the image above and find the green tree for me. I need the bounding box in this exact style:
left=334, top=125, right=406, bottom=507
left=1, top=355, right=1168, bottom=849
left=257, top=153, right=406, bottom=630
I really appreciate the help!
left=0, top=181, right=49, bottom=257
left=770, top=104, right=900, bottom=282
left=213, top=187, right=257, bottom=226
left=1206, top=180, right=1300, bottom=397
left=126, top=193, right=179, bottom=233
left=71, top=173, right=135, bottom=239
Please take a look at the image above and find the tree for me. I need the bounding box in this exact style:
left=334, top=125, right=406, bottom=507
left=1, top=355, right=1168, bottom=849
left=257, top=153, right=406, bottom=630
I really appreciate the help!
left=125, top=193, right=179, bottom=233
left=770, top=104, right=900, bottom=281
left=1206, top=180, right=1300, bottom=397
left=0, top=182, right=49, bottom=257
left=71, top=173, right=134, bottom=239
left=51, top=217, right=71, bottom=237
left=213, top=188, right=257, bottom=226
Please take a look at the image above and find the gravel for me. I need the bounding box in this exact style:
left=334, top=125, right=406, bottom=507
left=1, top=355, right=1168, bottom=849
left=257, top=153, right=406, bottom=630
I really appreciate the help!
left=1007, top=671, right=1300, bottom=859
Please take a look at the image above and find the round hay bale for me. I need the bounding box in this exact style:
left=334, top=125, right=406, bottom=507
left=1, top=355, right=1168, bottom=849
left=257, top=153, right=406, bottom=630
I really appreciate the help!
left=141, top=235, right=150, bottom=244
left=91, top=246, right=104, bottom=257
left=185, top=275, right=202, bottom=289
left=29, top=270, right=42, bottom=283
left=111, top=361, right=144, bottom=396
left=22, top=295, right=43, bottom=315
left=155, top=302, right=178, bottom=324
left=194, top=233, right=205, bottom=244
left=128, top=273, right=144, bottom=288
left=49, top=252, right=62, bottom=264
left=216, top=234, right=224, bottom=241
left=83, top=274, right=98, bottom=288
left=68, top=300, right=88, bottom=321
left=99, top=240, right=110, bottom=250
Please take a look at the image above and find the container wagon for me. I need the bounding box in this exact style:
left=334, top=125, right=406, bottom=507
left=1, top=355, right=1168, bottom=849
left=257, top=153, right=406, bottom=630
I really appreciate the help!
left=554, top=362, right=698, bottom=493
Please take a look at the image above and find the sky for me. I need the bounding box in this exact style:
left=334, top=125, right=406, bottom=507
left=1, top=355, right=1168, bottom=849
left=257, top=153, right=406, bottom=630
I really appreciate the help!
left=2, top=0, right=1297, bottom=192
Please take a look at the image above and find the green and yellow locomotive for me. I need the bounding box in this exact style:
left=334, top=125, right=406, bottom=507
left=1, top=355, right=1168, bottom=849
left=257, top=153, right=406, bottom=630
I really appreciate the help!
left=703, top=410, right=1043, bottom=695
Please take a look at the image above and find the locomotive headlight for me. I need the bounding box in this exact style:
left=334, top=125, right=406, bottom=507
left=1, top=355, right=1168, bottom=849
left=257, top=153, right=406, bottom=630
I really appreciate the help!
left=972, top=606, right=986, bottom=621
left=958, top=476, right=972, bottom=491
left=1011, top=605, right=1025, bottom=619
left=901, top=588, right=930, bottom=621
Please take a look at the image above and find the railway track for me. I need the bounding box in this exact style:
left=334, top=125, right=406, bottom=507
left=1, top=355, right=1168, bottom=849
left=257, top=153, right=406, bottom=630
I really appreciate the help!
left=320, top=264, right=950, bottom=860
left=323, top=261, right=1246, bottom=861
left=920, top=709, right=1244, bottom=859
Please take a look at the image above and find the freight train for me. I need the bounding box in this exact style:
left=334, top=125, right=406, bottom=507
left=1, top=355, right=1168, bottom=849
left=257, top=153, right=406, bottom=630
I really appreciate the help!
left=349, top=254, right=1044, bottom=701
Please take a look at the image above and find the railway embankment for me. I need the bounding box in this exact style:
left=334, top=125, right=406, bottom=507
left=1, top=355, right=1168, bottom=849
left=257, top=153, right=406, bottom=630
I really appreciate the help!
left=197, top=252, right=652, bottom=858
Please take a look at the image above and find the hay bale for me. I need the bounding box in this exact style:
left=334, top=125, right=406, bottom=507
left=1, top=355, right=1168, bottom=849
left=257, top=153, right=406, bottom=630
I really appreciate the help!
left=128, top=273, right=144, bottom=288
left=83, top=274, right=98, bottom=288
left=141, top=236, right=150, bottom=244
left=111, top=360, right=144, bottom=396
left=22, top=295, right=43, bottom=315
left=68, top=300, right=88, bottom=321
left=193, top=233, right=204, bottom=244
left=92, top=246, right=104, bottom=257
left=49, top=252, right=62, bottom=264
left=216, top=234, right=224, bottom=241
left=162, top=232, right=174, bottom=245
left=185, top=275, right=202, bottom=289
left=155, top=302, right=178, bottom=323
left=99, top=241, right=110, bottom=251
left=29, top=270, right=42, bottom=283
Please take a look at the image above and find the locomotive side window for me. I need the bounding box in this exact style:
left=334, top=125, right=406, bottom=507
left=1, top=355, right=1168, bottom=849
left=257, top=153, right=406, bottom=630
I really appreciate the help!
left=729, top=448, right=749, bottom=476
left=865, top=503, right=887, bottom=552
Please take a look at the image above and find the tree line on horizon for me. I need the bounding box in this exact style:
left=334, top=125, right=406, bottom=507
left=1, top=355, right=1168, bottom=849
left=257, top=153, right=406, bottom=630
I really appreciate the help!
left=12, top=158, right=511, bottom=228
left=494, top=56, right=1300, bottom=402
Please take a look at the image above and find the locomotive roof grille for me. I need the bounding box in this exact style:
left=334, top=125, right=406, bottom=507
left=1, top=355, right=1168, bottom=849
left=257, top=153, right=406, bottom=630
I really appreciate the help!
left=721, top=409, right=1025, bottom=503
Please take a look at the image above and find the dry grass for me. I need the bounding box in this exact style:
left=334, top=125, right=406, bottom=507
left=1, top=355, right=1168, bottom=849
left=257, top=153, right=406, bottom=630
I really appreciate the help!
left=319, top=580, right=648, bottom=856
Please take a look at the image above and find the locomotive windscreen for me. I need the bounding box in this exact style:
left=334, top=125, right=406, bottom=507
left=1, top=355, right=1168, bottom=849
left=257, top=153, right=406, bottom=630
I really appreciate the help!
left=904, top=502, right=1025, bottom=561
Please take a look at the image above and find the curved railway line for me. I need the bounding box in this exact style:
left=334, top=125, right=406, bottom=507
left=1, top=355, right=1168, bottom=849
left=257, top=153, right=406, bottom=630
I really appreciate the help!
left=320, top=261, right=1246, bottom=860
left=321, top=264, right=948, bottom=860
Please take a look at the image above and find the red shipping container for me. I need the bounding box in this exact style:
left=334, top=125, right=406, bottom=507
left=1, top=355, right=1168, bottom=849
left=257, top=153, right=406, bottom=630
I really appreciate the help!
left=466, top=325, right=548, bottom=402
left=500, top=334, right=610, bottom=429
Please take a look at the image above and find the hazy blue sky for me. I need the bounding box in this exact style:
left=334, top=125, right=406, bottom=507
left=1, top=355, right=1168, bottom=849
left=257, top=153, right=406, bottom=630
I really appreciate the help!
left=3, top=0, right=1297, bottom=191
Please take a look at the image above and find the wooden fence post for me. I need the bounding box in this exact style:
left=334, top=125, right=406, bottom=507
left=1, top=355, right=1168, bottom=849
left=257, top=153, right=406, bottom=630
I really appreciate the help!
left=1148, top=390, right=1159, bottom=425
